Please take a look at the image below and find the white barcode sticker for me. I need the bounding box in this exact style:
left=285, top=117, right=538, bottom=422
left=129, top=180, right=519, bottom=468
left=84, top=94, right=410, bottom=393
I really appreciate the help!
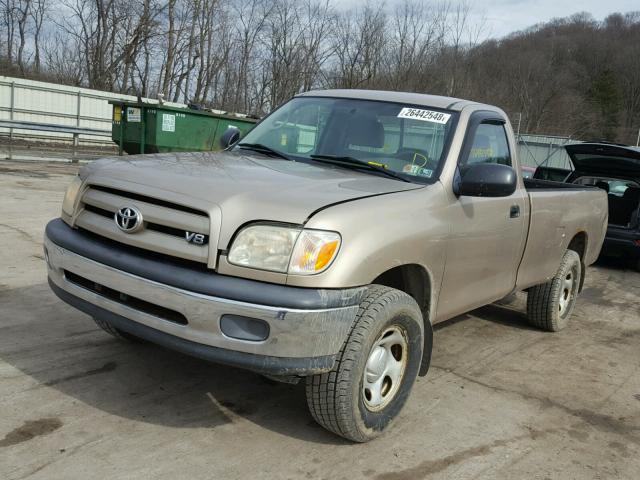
left=397, top=108, right=450, bottom=124
left=162, top=113, right=176, bottom=132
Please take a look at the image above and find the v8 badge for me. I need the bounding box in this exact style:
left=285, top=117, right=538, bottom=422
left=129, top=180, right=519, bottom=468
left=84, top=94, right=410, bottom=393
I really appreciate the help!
left=185, top=231, right=208, bottom=245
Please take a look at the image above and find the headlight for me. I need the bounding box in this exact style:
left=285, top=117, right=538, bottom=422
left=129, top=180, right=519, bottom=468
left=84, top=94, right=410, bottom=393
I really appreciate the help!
left=228, top=225, right=341, bottom=275
left=61, top=176, right=83, bottom=216
left=228, top=225, right=301, bottom=273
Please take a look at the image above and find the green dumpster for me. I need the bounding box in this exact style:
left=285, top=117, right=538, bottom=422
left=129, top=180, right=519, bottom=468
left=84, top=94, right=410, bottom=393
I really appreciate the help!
left=110, top=101, right=257, bottom=155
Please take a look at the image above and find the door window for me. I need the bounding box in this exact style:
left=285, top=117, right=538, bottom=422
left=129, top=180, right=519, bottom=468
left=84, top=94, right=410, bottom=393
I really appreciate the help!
left=463, top=123, right=511, bottom=167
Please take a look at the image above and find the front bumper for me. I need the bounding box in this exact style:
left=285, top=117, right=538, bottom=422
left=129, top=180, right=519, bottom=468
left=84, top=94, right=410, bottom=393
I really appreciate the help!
left=45, top=219, right=364, bottom=376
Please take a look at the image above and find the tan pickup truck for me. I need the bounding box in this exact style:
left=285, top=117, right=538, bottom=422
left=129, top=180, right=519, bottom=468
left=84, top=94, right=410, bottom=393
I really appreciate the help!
left=45, top=90, right=607, bottom=442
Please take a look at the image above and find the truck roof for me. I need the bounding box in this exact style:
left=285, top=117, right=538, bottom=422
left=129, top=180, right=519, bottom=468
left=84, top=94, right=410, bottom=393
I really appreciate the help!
left=296, top=89, right=480, bottom=112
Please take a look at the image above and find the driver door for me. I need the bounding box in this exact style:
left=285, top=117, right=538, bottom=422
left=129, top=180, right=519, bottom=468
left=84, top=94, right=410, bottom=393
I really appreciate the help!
left=436, top=114, right=528, bottom=321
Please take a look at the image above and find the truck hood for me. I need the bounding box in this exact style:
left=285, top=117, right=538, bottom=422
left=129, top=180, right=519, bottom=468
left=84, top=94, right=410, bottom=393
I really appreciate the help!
left=81, top=151, right=423, bottom=246
left=566, top=143, right=640, bottom=177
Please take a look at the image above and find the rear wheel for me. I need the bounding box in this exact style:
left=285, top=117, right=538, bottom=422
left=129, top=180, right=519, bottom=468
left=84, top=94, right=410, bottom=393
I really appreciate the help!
left=526, top=249, right=581, bottom=331
left=305, top=285, right=425, bottom=442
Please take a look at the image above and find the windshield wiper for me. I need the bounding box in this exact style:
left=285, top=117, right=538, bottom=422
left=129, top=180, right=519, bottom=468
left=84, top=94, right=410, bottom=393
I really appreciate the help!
left=237, top=143, right=291, bottom=160
left=309, top=154, right=410, bottom=183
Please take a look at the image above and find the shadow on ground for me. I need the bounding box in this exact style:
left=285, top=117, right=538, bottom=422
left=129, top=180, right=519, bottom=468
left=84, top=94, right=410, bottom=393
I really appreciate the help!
left=3, top=271, right=629, bottom=447
left=0, top=283, right=352, bottom=445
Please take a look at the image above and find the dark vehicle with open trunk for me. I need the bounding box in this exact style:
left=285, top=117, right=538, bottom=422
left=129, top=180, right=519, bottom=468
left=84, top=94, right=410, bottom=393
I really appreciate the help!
left=561, top=143, right=640, bottom=269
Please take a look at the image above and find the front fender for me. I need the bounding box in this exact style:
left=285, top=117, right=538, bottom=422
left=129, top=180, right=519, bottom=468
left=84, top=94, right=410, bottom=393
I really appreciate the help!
left=287, top=185, right=451, bottom=323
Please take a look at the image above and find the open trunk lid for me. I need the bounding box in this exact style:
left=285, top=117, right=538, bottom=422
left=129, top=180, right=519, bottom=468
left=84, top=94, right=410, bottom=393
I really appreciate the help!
left=565, top=143, right=640, bottom=176
left=565, top=143, right=640, bottom=230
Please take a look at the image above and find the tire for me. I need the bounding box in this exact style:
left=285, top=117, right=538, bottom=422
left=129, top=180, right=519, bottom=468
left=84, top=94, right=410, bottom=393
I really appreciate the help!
left=526, top=249, right=582, bottom=331
left=93, top=316, right=142, bottom=342
left=305, top=285, right=425, bottom=442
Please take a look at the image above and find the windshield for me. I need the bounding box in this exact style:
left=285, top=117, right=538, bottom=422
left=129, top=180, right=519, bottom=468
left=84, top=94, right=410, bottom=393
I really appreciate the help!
left=235, top=96, right=459, bottom=183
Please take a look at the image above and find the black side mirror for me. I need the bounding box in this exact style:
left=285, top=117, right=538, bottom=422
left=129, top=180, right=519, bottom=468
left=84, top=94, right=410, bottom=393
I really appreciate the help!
left=454, top=163, right=517, bottom=197
left=220, top=126, right=241, bottom=149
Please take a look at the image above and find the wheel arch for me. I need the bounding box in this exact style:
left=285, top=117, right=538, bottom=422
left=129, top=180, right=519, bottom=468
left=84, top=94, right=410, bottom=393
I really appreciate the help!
left=372, top=263, right=434, bottom=376
left=567, top=231, right=588, bottom=292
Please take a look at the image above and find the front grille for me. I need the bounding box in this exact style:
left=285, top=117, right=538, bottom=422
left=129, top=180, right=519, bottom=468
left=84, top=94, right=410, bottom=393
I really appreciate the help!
left=145, top=222, right=192, bottom=239
left=64, top=270, right=188, bottom=325
left=90, top=185, right=207, bottom=217
left=75, top=185, right=211, bottom=264
left=83, top=203, right=190, bottom=240
left=83, top=203, right=112, bottom=218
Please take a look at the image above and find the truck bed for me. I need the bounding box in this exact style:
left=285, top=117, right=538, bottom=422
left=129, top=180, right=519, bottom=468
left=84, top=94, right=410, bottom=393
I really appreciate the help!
left=524, top=178, right=595, bottom=191
left=516, top=180, right=608, bottom=290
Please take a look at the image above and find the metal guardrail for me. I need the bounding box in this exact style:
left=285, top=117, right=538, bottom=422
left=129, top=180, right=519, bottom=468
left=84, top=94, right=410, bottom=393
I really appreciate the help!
left=0, top=105, right=111, bottom=125
left=0, top=119, right=110, bottom=137
left=0, top=78, right=115, bottom=141
left=0, top=118, right=114, bottom=162
left=0, top=78, right=129, bottom=101
left=0, top=77, right=187, bottom=132
left=0, top=78, right=115, bottom=163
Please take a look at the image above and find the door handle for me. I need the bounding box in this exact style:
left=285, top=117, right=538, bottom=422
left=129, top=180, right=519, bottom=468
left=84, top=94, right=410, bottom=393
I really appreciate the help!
left=510, top=205, right=520, bottom=218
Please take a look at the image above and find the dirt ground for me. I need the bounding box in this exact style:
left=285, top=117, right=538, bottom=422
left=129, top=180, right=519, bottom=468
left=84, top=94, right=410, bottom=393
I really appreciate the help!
left=1, top=160, right=639, bottom=480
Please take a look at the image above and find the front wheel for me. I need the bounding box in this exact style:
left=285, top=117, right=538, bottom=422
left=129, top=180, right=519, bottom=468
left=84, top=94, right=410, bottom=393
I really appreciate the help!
left=305, top=285, right=425, bottom=442
left=526, top=249, right=582, bottom=331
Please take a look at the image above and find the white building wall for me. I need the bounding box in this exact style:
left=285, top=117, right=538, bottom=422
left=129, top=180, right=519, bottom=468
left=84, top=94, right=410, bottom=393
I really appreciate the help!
left=0, top=76, right=185, bottom=144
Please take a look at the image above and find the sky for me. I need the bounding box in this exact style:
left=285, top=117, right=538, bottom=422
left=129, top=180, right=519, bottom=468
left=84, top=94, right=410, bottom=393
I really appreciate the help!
left=467, top=0, right=640, bottom=38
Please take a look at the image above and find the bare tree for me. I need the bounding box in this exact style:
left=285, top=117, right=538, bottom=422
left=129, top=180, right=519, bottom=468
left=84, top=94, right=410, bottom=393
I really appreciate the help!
left=159, top=0, right=176, bottom=96
left=15, top=0, right=31, bottom=73
left=56, top=0, right=164, bottom=91
left=386, top=0, right=446, bottom=91
left=298, top=0, right=335, bottom=91
left=30, top=0, right=46, bottom=71
left=440, top=0, right=487, bottom=97
left=228, top=0, right=271, bottom=111
left=1, top=0, right=640, bottom=143
left=330, top=4, right=386, bottom=89
left=42, top=31, right=85, bottom=84
left=1, top=0, right=17, bottom=62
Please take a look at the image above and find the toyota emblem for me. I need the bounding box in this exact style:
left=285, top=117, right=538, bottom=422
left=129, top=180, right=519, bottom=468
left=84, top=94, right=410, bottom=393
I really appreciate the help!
left=114, top=206, right=143, bottom=233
